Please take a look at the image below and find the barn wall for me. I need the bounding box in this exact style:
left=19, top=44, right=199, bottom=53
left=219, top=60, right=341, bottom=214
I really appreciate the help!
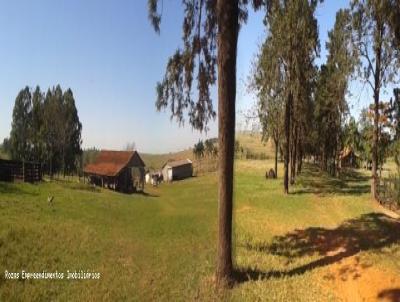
left=129, top=153, right=145, bottom=167
left=162, top=166, right=170, bottom=182
left=172, top=164, right=193, bottom=180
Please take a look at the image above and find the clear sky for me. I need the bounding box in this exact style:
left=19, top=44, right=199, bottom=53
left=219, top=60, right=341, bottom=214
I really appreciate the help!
left=0, top=0, right=376, bottom=154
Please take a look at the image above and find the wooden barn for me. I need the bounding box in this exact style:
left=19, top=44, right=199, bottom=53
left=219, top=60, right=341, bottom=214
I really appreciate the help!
left=339, top=147, right=360, bottom=168
left=84, top=150, right=145, bottom=193
left=162, top=159, right=193, bottom=182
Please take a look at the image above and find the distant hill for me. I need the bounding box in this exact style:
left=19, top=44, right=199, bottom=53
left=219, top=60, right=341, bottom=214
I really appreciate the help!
left=236, top=132, right=275, bottom=158
left=141, top=149, right=194, bottom=171
left=140, top=132, right=274, bottom=170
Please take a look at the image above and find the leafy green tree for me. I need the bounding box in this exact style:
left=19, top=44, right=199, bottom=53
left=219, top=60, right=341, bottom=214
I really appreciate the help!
left=42, top=86, right=64, bottom=176
left=251, top=33, right=284, bottom=178
left=258, top=0, right=321, bottom=192
left=10, top=87, right=32, bottom=161
left=148, top=0, right=265, bottom=283
left=259, top=91, right=284, bottom=178
left=1, top=138, right=11, bottom=159
left=8, top=85, right=82, bottom=177
left=314, top=9, right=357, bottom=175
left=351, top=0, right=400, bottom=198
left=193, top=140, right=205, bottom=159
left=62, top=89, right=82, bottom=175
left=31, top=86, right=45, bottom=163
left=359, top=108, right=373, bottom=168
left=204, top=139, right=216, bottom=158
left=343, top=117, right=361, bottom=154
left=391, top=88, right=400, bottom=139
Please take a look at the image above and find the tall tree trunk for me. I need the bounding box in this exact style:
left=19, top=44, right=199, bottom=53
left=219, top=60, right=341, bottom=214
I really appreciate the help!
left=284, top=91, right=292, bottom=194
left=371, top=28, right=383, bottom=200
left=371, top=92, right=379, bottom=199
left=216, top=0, right=238, bottom=285
left=274, top=137, right=278, bottom=178
left=290, top=124, right=297, bottom=185
left=297, top=143, right=303, bottom=175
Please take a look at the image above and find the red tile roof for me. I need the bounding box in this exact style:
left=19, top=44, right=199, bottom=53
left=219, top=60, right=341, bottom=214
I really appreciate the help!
left=84, top=150, right=143, bottom=177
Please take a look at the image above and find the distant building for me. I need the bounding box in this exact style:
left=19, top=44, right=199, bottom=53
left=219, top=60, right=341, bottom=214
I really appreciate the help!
left=339, top=147, right=360, bottom=168
left=162, top=159, right=193, bottom=182
left=84, top=150, right=145, bottom=192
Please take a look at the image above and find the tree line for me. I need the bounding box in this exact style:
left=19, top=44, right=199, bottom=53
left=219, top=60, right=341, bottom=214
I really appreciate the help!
left=252, top=1, right=400, bottom=197
left=2, top=85, right=82, bottom=177
left=192, top=138, right=218, bottom=159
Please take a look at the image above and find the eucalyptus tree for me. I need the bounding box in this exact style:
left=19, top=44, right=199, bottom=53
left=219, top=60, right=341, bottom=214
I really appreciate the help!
left=62, top=89, right=82, bottom=175
left=351, top=0, right=400, bottom=199
left=31, top=86, right=45, bottom=163
left=252, top=35, right=284, bottom=178
left=8, top=85, right=82, bottom=176
left=256, top=0, right=321, bottom=192
left=314, top=9, right=356, bottom=174
left=42, top=86, right=64, bottom=176
left=204, top=139, right=216, bottom=158
left=193, top=140, right=205, bottom=159
left=10, top=87, right=32, bottom=161
left=389, top=1, right=400, bottom=47
left=148, top=0, right=267, bottom=284
left=343, top=117, right=361, bottom=156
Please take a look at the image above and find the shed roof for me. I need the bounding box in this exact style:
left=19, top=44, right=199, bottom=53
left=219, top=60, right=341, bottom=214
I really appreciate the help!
left=339, top=147, right=360, bottom=160
left=84, top=150, right=145, bottom=177
left=162, top=159, right=192, bottom=169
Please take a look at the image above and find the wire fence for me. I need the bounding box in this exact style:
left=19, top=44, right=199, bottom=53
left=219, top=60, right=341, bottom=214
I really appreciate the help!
left=377, top=176, right=400, bottom=211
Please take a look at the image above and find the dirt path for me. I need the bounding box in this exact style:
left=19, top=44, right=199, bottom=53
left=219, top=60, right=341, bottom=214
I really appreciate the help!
left=322, top=201, right=400, bottom=302
left=323, top=254, right=400, bottom=302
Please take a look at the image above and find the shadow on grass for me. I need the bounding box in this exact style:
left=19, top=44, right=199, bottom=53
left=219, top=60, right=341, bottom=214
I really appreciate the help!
left=0, top=181, right=39, bottom=196
left=293, top=164, right=370, bottom=196
left=377, top=289, right=400, bottom=302
left=235, top=213, right=400, bottom=283
left=137, top=191, right=159, bottom=198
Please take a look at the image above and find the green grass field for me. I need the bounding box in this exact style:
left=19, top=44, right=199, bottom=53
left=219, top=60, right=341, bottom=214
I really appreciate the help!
left=1, top=157, right=400, bottom=301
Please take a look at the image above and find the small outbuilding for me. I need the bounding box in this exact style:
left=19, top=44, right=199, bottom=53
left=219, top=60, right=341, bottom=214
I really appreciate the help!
left=339, top=147, right=360, bottom=168
left=0, top=159, right=42, bottom=183
left=162, top=159, right=193, bottom=182
left=84, top=150, right=145, bottom=193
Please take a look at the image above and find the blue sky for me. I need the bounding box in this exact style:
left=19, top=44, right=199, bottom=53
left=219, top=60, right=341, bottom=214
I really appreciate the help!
left=0, top=0, right=380, bottom=153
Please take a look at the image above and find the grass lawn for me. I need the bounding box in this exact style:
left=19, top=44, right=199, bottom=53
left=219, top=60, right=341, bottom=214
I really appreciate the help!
left=1, top=159, right=400, bottom=301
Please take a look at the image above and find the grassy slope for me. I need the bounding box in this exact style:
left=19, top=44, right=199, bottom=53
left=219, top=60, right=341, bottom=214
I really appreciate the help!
left=141, top=132, right=271, bottom=171
left=1, top=158, right=400, bottom=300
left=236, top=132, right=274, bottom=156
left=141, top=149, right=194, bottom=171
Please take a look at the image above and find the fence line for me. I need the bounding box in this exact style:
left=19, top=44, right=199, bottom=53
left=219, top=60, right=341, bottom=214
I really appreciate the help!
left=377, top=177, right=400, bottom=211
left=0, top=159, right=42, bottom=183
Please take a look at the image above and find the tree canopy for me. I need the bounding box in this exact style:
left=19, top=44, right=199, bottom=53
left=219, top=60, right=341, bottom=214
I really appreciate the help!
left=7, top=85, right=82, bottom=176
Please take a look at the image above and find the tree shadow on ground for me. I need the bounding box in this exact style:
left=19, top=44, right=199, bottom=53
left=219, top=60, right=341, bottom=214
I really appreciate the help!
left=293, top=164, right=370, bottom=196
left=235, top=213, right=400, bottom=283
left=137, top=191, right=159, bottom=198
left=377, top=289, right=400, bottom=302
